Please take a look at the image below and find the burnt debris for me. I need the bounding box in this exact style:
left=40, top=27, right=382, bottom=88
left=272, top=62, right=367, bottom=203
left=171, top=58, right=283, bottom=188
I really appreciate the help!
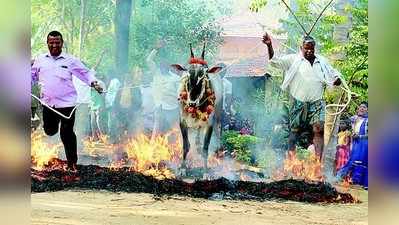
left=32, top=159, right=356, bottom=204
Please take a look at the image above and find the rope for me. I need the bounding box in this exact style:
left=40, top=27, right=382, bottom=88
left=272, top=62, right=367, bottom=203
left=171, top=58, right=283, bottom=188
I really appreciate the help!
left=31, top=94, right=80, bottom=120
left=324, top=77, right=359, bottom=116
left=307, top=0, right=335, bottom=35
left=101, top=84, right=151, bottom=93
left=324, top=58, right=367, bottom=116
left=280, top=0, right=308, bottom=35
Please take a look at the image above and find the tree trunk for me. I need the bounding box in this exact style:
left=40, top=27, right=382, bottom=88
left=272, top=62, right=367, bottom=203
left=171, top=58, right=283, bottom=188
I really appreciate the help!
left=114, top=0, right=133, bottom=79
left=79, top=0, right=86, bottom=57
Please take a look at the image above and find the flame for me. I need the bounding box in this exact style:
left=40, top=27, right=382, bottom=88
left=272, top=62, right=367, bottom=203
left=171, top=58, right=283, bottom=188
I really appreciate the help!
left=31, top=131, right=62, bottom=170
left=123, top=129, right=182, bottom=180
left=273, top=150, right=323, bottom=181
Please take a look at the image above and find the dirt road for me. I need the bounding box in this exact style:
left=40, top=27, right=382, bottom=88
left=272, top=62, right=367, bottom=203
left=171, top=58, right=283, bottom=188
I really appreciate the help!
left=31, top=187, right=367, bottom=225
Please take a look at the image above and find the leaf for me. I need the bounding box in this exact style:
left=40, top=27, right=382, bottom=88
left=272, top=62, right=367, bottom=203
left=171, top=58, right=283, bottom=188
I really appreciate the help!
left=249, top=0, right=268, bottom=12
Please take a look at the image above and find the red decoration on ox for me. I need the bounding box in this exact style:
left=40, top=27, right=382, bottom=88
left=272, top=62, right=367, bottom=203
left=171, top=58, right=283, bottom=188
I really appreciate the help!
left=188, top=58, right=208, bottom=66
left=206, top=105, right=214, bottom=114
left=187, top=107, right=195, bottom=113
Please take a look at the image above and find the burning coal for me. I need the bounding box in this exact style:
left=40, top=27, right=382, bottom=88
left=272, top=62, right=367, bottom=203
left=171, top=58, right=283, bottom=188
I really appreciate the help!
left=31, top=159, right=357, bottom=204
left=31, top=128, right=357, bottom=204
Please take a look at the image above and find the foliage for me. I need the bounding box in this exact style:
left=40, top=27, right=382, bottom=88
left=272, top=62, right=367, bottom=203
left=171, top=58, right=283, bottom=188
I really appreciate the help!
left=31, top=0, right=231, bottom=78
left=255, top=146, right=278, bottom=171
left=330, top=0, right=368, bottom=116
left=249, top=0, right=268, bottom=12
left=295, top=145, right=312, bottom=160
left=221, top=130, right=259, bottom=164
left=31, top=0, right=115, bottom=74
left=131, top=0, right=227, bottom=68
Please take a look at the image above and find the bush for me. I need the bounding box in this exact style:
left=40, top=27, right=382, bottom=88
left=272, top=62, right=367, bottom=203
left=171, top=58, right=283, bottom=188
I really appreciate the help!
left=221, top=130, right=258, bottom=164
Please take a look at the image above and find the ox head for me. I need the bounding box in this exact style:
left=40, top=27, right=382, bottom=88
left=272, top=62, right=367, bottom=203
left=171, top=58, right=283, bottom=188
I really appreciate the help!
left=171, top=43, right=222, bottom=107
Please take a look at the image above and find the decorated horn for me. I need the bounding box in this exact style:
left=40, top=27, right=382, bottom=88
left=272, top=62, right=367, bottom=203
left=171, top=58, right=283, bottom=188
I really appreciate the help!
left=201, top=42, right=206, bottom=59
left=190, top=43, right=194, bottom=58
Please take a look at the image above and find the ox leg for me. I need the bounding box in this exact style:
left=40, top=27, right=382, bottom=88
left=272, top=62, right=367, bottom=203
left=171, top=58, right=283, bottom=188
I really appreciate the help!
left=179, top=120, right=190, bottom=176
left=202, top=125, right=213, bottom=179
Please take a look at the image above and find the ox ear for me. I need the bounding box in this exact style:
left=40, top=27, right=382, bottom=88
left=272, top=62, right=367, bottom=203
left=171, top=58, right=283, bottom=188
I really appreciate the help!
left=207, top=66, right=222, bottom=74
left=170, top=64, right=187, bottom=72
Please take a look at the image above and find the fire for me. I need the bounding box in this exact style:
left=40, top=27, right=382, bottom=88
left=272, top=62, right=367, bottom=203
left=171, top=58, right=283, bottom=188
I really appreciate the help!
left=31, top=131, right=62, bottom=170
left=273, top=150, right=323, bottom=181
left=123, top=129, right=182, bottom=180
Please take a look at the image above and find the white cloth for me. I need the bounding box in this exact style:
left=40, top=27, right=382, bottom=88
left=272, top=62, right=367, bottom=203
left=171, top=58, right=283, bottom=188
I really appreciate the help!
left=354, top=117, right=366, bottom=134
left=73, top=77, right=91, bottom=104
left=140, top=85, right=155, bottom=130
left=141, top=86, right=155, bottom=114
left=222, top=77, right=232, bottom=110
left=105, top=78, right=121, bottom=108
left=269, top=52, right=341, bottom=102
left=152, top=71, right=180, bottom=110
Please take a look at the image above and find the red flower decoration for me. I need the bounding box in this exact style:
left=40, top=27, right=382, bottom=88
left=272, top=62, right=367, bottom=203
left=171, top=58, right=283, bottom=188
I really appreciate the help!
left=188, top=58, right=208, bottom=66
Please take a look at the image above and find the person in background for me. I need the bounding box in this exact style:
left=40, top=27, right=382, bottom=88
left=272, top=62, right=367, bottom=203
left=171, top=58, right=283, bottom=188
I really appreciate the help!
left=147, top=40, right=180, bottom=136
left=89, top=75, right=106, bottom=141
left=337, top=102, right=368, bottom=189
left=335, top=122, right=351, bottom=174
left=118, top=67, right=143, bottom=138
left=105, top=74, right=121, bottom=143
left=215, top=63, right=233, bottom=132
left=140, top=71, right=156, bottom=135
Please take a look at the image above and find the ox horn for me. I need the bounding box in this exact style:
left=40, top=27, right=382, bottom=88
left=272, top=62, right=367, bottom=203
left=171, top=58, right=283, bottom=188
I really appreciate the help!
left=201, top=42, right=206, bottom=59
left=190, top=43, right=194, bottom=58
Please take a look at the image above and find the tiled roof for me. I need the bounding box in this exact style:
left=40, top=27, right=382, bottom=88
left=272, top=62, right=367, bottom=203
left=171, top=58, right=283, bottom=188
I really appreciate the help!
left=224, top=56, right=268, bottom=77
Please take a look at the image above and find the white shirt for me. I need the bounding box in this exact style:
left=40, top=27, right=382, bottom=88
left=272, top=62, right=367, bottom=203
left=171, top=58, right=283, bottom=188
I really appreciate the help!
left=269, top=53, right=341, bottom=102
left=152, top=71, right=181, bottom=110
left=141, top=85, right=155, bottom=114
left=105, top=78, right=121, bottom=108
left=73, top=77, right=91, bottom=104
left=222, top=77, right=232, bottom=110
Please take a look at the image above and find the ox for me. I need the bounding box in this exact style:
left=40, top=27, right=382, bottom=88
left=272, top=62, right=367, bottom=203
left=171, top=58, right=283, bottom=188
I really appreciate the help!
left=171, top=43, right=223, bottom=178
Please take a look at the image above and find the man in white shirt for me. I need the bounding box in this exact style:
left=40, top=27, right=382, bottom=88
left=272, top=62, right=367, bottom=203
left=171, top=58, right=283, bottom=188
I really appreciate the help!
left=262, top=33, right=342, bottom=158
left=215, top=63, right=233, bottom=131
left=146, top=42, right=181, bottom=134
left=105, top=76, right=121, bottom=141
left=152, top=61, right=181, bottom=134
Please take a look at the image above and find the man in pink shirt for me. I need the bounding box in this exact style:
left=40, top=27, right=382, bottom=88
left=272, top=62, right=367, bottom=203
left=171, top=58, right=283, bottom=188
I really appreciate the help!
left=31, top=31, right=103, bottom=171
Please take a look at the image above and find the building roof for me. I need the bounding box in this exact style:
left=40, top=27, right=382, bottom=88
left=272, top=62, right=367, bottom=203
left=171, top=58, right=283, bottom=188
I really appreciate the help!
left=224, top=56, right=268, bottom=78
left=218, top=0, right=288, bottom=38
left=214, top=0, right=288, bottom=77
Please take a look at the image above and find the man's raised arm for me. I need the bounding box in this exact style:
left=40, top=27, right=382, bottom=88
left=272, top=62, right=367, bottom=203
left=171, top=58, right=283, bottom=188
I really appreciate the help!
left=262, top=32, right=274, bottom=60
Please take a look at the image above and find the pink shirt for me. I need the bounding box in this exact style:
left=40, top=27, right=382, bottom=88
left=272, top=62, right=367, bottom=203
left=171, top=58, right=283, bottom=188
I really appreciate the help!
left=31, top=52, right=96, bottom=108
